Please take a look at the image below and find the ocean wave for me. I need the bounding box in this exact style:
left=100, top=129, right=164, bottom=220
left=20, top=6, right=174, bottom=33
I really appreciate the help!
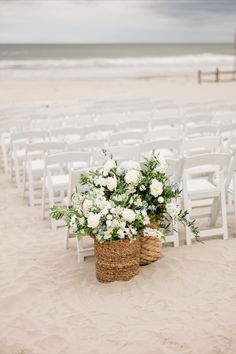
left=0, top=54, right=234, bottom=78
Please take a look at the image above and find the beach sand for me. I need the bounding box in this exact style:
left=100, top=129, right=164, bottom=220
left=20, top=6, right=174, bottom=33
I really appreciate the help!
left=0, top=77, right=236, bottom=354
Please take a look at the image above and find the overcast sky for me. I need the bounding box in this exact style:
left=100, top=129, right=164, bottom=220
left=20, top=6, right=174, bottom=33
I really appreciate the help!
left=0, top=0, right=235, bottom=43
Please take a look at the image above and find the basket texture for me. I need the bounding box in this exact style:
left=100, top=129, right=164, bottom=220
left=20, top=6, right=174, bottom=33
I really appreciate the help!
left=139, top=236, right=162, bottom=266
left=95, top=238, right=140, bottom=283
left=139, top=222, right=162, bottom=266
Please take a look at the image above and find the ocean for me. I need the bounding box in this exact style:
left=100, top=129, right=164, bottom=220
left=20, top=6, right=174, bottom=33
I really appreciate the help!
left=0, top=43, right=235, bottom=79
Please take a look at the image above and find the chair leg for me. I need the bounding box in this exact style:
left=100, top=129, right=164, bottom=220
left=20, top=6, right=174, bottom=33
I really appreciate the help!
left=65, top=227, right=70, bottom=249
left=209, top=197, right=220, bottom=227
left=28, top=172, right=35, bottom=207
left=77, top=239, right=85, bottom=263
left=221, top=187, right=228, bottom=240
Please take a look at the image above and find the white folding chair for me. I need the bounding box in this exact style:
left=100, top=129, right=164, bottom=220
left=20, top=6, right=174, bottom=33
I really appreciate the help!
left=182, top=153, right=230, bottom=245
left=23, top=141, right=67, bottom=206
left=42, top=151, right=91, bottom=229
left=65, top=168, right=94, bottom=262
left=49, top=127, right=84, bottom=143
left=10, top=130, right=46, bottom=188
left=83, top=123, right=116, bottom=140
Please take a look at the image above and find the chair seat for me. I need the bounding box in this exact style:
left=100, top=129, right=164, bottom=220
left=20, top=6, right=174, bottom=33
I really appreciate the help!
left=187, top=178, right=219, bottom=198
left=46, top=174, right=69, bottom=188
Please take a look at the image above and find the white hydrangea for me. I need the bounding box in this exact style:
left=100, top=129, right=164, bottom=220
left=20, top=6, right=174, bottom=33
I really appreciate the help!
left=106, top=176, right=117, bottom=191
left=143, top=227, right=163, bottom=239
left=124, top=169, right=140, bottom=184
left=122, top=208, right=136, bottom=223
left=82, top=199, right=93, bottom=215
left=150, top=179, right=163, bottom=198
left=158, top=196, right=164, bottom=203
left=87, top=212, right=100, bottom=229
left=118, top=160, right=140, bottom=174
left=94, top=176, right=106, bottom=187
left=166, top=203, right=180, bottom=219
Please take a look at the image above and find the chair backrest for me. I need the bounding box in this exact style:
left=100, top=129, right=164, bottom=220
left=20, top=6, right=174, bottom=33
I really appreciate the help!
left=182, top=153, right=230, bottom=171
left=68, top=139, right=104, bottom=152
left=213, top=111, right=236, bottom=125
left=118, top=119, right=148, bottom=132
left=45, top=151, right=91, bottom=173
left=108, top=131, right=143, bottom=146
left=26, top=141, right=67, bottom=154
left=183, top=114, right=213, bottom=127
left=181, top=136, right=222, bottom=156
left=185, top=124, right=218, bottom=138
left=83, top=123, right=116, bottom=138
left=104, top=145, right=139, bottom=162
left=49, top=127, right=84, bottom=142
left=146, top=127, right=180, bottom=141
left=151, top=117, right=182, bottom=130
left=139, top=139, right=181, bottom=159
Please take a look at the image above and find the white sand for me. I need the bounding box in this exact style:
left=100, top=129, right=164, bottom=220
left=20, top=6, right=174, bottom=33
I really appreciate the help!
left=1, top=77, right=236, bottom=354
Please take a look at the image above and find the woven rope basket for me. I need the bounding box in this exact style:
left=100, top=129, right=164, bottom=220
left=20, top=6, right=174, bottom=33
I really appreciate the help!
left=95, top=238, right=140, bottom=283
left=139, top=223, right=162, bottom=266
left=139, top=236, right=162, bottom=266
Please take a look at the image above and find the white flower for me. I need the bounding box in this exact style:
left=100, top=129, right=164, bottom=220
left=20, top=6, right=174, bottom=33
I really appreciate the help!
left=141, top=209, right=147, bottom=216
left=87, top=212, right=100, bottom=228
left=107, top=214, right=112, bottom=220
left=125, top=169, right=140, bottom=184
left=82, top=199, right=93, bottom=215
left=118, top=160, right=140, bottom=174
left=101, top=208, right=108, bottom=215
left=94, top=176, right=106, bottom=187
left=104, top=232, right=111, bottom=240
left=150, top=179, right=163, bottom=198
left=143, top=227, right=163, bottom=239
left=106, top=176, right=117, bottom=191
left=134, top=197, right=142, bottom=207
left=117, top=229, right=125, bottom=239
left=158, top=196, right=164, bottom=203
left=166, top=203, right=180, bottom=219
left=106, top=220, right=112, bottom=227
left=103, top=159, right=116, bottom=173
left=144, top=215, right=150, bottom=225
left=139, top=185, right=146, bottom=191
left=122, top=208, right=136, bottom=223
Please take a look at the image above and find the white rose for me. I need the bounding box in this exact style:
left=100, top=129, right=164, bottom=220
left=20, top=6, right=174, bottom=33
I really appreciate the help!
left=106, top=176, right=117, bottom=191
left=87, top=212, right=100, bottom=229
left=150, top=179, right=163, bottom=198
left=103, top=159, right=116, bottom=173
left=158, top=196, right=164, bottom=203
left=122, top=208, right=136, bottom=223
left=125, top=169, right=140, bottom=184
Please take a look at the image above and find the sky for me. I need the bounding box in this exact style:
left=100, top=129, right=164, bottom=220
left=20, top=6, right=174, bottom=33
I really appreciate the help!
left=0, top=0, right=235, bottom=43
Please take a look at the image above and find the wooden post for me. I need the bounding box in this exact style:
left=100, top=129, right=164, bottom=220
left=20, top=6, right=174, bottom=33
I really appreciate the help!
left=198, top=70, right=202, bottom=84
left=216, top=68, right=220, bottom=82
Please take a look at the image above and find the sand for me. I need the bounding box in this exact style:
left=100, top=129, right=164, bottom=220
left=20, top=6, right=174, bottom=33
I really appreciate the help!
left=1, top=77, right=236, bottom=354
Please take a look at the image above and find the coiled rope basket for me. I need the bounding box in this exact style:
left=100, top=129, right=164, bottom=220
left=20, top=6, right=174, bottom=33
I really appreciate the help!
left=139, top=223, right=162, bottom=266
left=95, top=238, right=140, bottom=283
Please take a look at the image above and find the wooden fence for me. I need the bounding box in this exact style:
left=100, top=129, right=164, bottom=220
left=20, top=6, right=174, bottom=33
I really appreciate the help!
left=198, top=68, right=236, bottom=84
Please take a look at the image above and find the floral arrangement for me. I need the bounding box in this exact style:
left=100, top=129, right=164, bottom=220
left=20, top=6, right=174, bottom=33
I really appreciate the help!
left=50, top=152, right=199, bottom=243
